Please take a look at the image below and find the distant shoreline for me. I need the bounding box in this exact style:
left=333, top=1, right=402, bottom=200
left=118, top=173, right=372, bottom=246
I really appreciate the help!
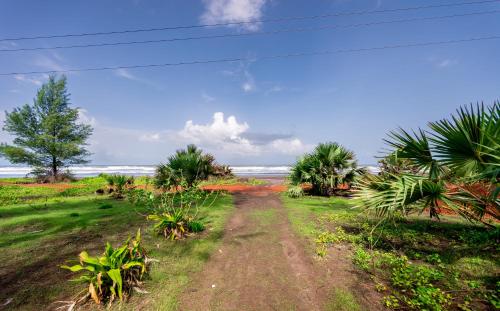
left=0, top=165, right=380, bottom=178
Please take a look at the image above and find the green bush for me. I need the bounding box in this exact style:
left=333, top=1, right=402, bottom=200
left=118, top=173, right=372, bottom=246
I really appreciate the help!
left=287, top=185, right=304, bottom=198
left=290, top=142, right=364, bottom=196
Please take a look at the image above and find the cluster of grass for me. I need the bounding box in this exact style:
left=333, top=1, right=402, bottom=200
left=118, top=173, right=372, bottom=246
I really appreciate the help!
left=198, top=176, right=266, bottom=186
left=0, top=180, right=233, bottom=310
left=0, top=176, right=110, bottom=206
left=283, top=195, right=500, bottom=310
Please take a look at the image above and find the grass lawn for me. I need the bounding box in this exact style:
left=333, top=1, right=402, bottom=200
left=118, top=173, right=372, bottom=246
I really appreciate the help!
left=0, top=178, right=234, bottom=310
left=283, top=194, right=500, bottom=310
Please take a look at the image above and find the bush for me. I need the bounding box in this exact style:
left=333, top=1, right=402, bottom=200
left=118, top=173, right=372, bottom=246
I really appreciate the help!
left=102, top=174, right=134, bottom=199
left=154, top=144, right=214, bottom=189
left=154, top=144, right=233, bottom=189
left=287, top=185, right=304, bottom=198
left=290, top=142, right=364, bottom=196
left=144, top=187, right=214, bottom=240
left=61, top=230, right=149, bottom=306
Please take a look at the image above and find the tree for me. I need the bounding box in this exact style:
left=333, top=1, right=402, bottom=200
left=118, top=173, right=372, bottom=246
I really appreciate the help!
left=290, top=142, right=364, bottom=196
left=0, top=75, right=93, bottom=181
left=154, top=144, right=215, bottom=189
left=355, top=102, right=499, bottom=225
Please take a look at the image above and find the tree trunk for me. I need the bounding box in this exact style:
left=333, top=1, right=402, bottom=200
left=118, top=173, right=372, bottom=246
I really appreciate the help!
left=52, top=156, right=58, bottom=180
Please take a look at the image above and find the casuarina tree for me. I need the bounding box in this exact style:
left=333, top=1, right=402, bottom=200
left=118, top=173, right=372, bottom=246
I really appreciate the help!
left=0, top=75, right=93, bottom=181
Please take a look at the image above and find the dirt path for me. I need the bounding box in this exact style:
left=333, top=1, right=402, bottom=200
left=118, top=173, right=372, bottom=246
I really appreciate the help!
left=179, top=189, right=383, bottom=311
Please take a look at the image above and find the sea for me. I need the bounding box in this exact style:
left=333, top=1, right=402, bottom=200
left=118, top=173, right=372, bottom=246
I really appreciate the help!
left=0, top=165, right=380, bottom=178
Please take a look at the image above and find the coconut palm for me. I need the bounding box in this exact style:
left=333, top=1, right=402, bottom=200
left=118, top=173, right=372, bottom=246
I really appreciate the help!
left=290, top=142, right=363, bottom=196
left=356, top=102, right=499, bottom=225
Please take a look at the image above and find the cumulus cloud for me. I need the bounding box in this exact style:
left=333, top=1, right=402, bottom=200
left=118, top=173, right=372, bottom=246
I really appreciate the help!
left=175, top=112, right=310, bottom=155
left=200, top=0, right=267, bottom=31
left=56, top=110, right=310, bottom=164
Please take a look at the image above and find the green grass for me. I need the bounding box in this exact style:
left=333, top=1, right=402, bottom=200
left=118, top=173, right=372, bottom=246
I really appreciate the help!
left=325, top=288, right=361, bottom=311
left=128, top=193, right=233, bottom=310
left=0, top=184, right=234, bottom=310
left=198, top=176, right=267, bottom=186
left=283, top=194, right=500, bottom=310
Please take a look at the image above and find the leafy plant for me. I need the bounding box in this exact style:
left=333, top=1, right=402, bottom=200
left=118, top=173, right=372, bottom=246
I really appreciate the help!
left=287, top=185, right=304, bottom=198
left=144, top=187, right=217, bottom=240
left=103, top=174, right=134, bottom=199
left=154, top=144, right=215, bottom=189
left=290, top=142, right=365, bottom=196
left=61, top=229, right=149, bottom=306
left=355, top=102, right=500, bottom=225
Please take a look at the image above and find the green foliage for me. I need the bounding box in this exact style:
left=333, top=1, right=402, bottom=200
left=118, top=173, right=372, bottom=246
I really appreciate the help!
left=290, top=142, right=364, bottom=196
left=0, top=75, right=93, bottom=181
left=284, top=195, right=499, bottom=310
left=98, top=203, right=113, bottom=210
left=356, top=102, right=500, bottom=224
left=61, top=229, right=148, bottom=306
left=154, top=144, right=215, bottom=189
left=140, top=187, right=216, bottom=240
left=286, top=185, right=304, bottom=198
left=102, top=174, right=135, bottom=198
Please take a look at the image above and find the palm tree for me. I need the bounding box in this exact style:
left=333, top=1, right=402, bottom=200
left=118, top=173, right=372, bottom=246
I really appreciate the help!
left=290, top=142, right=363, bottom=196
left=356, top=102, right=499, bottom=225
left=155, top=144, right=215, bottom=189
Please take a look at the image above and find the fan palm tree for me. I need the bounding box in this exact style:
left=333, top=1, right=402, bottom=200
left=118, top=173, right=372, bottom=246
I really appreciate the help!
left=356, top=102, right=499, bottom=225
left=290, top=142, right=363, bottom=196
left=155, top=144, right=215, bottom=189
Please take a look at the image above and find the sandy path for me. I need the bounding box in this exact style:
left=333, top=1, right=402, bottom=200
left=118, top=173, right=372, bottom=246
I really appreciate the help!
left=180, top=191, right=320, bottom=310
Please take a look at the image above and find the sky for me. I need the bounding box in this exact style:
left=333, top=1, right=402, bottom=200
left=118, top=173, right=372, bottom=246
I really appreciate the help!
left=0, top=0, right=499, bottom=166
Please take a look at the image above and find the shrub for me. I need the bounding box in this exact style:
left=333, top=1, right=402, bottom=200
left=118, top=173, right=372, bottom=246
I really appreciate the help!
left=103, top=174, right=134, bottom=199
left=61, top=230, right=148, bottom=306
left=148, top=209, right=201, bottom=240
left=287, top=185, right=304, bottom=198
left=154, top=144, right=214, bottom=189
left=290, top=142, right=364, bottom=196
left=144, top=187, right=214, bottom=240
left=154, top=144, right=233, bottom=189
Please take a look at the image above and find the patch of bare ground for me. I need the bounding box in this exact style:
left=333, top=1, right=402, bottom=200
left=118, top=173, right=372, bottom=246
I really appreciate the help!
left=179, top=190, right=383, bottom=311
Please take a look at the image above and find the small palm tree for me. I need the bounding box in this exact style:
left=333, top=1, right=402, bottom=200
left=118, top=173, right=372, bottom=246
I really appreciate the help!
left=290, top=142, right=363, bottom=196
left=155, top=144, right=215, bottom=189
left=356, top=102, right=499, bottom=225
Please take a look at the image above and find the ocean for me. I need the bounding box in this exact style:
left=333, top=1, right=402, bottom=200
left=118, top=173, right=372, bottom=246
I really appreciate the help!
left=0, top=165, right=380, bottom=178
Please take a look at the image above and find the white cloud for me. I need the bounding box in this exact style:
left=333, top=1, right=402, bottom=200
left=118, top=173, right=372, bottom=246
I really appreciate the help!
left=201, top=91, right=216, bottom=103
left=201, top=0, right=267, bottom=31
left=241, top=69, right=256, bottom=92
left=175, top=112, right=310, bottom=156
left=437, top=59, right=457, bottom=68
left=34, top=54, right=66, bottom=72
left=78, top=109, right=97, bottom=127
left=114, top=68, right=137, bottom=80
left=14, top=74, right=47, bottom=86
left=139, top=133, right=161, bottom=142
left=48, top=110, right=310, bottom=164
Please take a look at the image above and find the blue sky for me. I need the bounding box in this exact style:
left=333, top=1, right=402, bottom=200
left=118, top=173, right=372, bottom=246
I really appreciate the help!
left=0, top=0, right=499, bottom=165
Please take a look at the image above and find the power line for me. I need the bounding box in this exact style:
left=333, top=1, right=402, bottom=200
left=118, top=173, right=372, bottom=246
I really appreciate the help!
left=2, top=10, right=498, bottom=53
left=1, top=35, right=498, bottom=76
left=1, top=0, right=499, bottom=42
